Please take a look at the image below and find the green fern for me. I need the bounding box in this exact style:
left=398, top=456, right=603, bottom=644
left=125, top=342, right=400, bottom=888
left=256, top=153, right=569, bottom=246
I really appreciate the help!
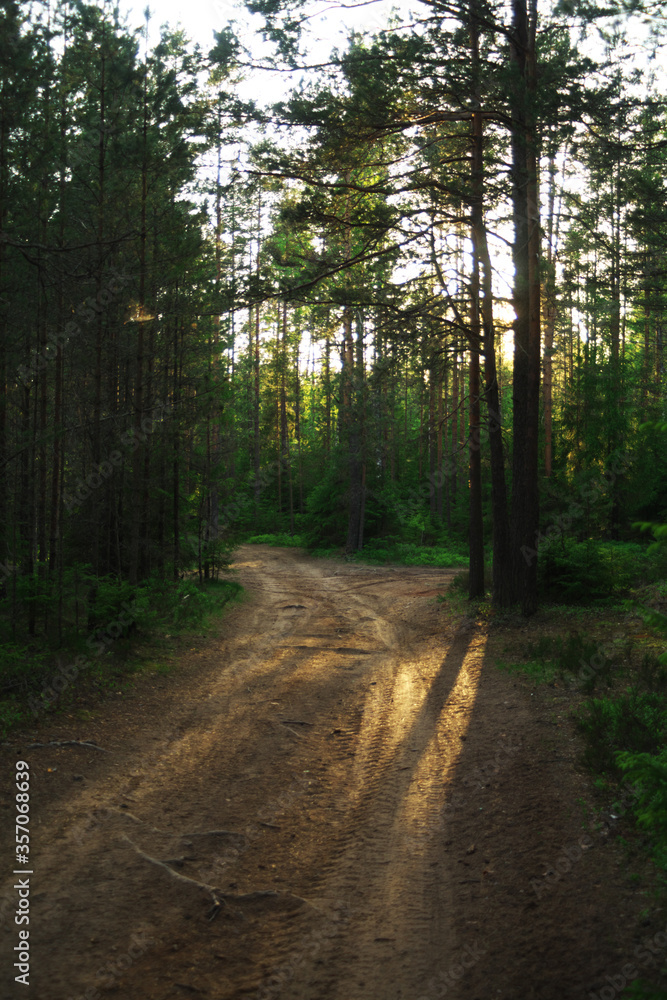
left=617, top=748, right=667, bottom=866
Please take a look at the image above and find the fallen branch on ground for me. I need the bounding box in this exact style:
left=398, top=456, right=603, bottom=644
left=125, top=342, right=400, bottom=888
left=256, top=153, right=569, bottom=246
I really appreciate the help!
left=281, top=725, right=304, bottom=739
left=122, top=834, right=226, bottom=921
left=123, top=835, right=307, bottom=921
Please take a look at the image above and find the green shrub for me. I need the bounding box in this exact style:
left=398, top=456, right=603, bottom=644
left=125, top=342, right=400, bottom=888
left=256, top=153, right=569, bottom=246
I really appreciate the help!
left=598, top=541, right=647, bottom=591
left=638, top=653, right=667, bottom=694
left=577, top=690, right=667, bottom=774
left=357, top=539, right=468, bottom=568
left=617, top=748, right=667, bottom=867
left=538, top=539, right=654, bottom=604
left=0, top=568, right=242, bottom=737
left=246, top=533, right=306, bottom=547
left=303, top=465, right=349, bottom=547
left=645, top=542, right=667, bottom=584
left=624, top=983, right=667, bottom=1000
left=0, top=644, right=51, bottom=699
left=525, top=633, right=560, bottom=661
left=540, top=540, right=614, bottom=603
left=496, top=658, right=557, bottom=684
left=138, top=577, right=241, bottom=632
left=86, top=574, right=140, bottom=629
left=0, top=698, right=24, bottom=738
left=518, top=631, right=617, bottom=692
left=559, top=632, right=615, bottom=692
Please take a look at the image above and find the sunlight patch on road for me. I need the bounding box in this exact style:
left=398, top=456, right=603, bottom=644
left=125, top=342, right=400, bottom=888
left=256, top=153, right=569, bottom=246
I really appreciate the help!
left=438, top=637, right=487, bottom=748
left=339, top=638, right=488, bottom=969
left=394, top=637, right=487, bottom=855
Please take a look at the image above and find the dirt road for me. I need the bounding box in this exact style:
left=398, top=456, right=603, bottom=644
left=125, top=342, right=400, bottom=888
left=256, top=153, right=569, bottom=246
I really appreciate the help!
left=1, top=547, right=650, bottom=999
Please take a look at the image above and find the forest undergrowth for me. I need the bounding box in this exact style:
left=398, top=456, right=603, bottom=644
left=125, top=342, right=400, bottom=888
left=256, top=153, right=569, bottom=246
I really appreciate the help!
left=469, top=540, right=667, bottom=998
left=0, top=571, right=242, bottom=738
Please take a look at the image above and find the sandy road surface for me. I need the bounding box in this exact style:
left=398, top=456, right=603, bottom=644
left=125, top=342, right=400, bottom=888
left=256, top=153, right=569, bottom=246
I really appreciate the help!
left=1, top=547, right=649, bottom=1000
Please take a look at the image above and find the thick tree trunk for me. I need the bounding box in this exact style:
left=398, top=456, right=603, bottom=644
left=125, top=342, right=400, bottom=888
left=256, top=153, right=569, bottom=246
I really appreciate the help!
left=476, top=169, right=511, bottom=607
left=468, top=19, right=510, bottom=604
left=468, top=306, right=485, bottom=598
left=509, top=0, right=541, bottom=615
left=467, top=9, right=487, bottom=600
left=543, top=150, right=560, bottom=479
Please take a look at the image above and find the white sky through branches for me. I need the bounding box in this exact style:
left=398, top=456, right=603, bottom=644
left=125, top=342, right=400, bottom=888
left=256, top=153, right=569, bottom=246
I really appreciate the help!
left=117, top=0, right=405, bottom=78
left=113, top=0, right=663, bottom=362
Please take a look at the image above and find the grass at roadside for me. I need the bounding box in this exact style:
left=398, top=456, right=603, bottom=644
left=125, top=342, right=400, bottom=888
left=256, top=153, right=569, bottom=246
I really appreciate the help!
left=246, top=532, right=307, bottom=547
left=348, top=538, right=468, bottom=567
left=0, top=576, right=243, bottom=738
left=244, top=532, right=469, bottom=569
left=476, top=596, right=667, bottom=998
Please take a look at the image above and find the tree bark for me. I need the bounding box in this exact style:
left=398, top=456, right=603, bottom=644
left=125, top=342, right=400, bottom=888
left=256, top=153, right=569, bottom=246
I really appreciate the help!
left=346, top=309, right=366, bottom=553
left=509, top=0, right=541, bottom=615
left=467, top=5, right=487, bottom=600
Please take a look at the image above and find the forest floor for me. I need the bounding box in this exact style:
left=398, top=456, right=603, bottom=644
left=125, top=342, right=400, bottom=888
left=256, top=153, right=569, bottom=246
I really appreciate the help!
left=1, top=545, right=662, bottom=1000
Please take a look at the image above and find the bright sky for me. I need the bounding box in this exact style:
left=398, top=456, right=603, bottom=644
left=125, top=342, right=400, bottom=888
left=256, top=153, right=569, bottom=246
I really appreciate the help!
left=117, top=0, right=399, bottom=59
left=118, top=0, right=248, bottom=51
left=114, top=0, right=660, bottom=359
left=116, top=0, right=408, bottom=115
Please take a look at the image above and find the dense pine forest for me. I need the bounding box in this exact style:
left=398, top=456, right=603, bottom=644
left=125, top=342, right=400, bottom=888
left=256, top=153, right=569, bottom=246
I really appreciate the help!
left=1, top=0, right=667, bottom=711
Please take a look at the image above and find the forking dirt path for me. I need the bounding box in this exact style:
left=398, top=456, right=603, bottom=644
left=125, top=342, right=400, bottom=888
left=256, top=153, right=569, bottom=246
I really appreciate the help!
left=0, top=546, right=653, bottom=1000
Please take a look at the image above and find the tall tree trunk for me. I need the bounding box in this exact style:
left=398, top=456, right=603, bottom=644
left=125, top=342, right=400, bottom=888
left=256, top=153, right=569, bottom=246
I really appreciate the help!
left=346, top=309, right=365, bottom=553
left=294, top=324, right=304, bottom=516
left=468, top=301, right=484, bottom=598
left=324, top=331, right=331, bottom=460
left=429, top=349, right=438, bottom=521
left=92, top=14, right=107, bottom=577
left=468, top=7, right=512, bottom=604
left=228, top=170, right=237, bottom=481
left=467, top=6, right=489, bottom=599
left=436, top=357, right=443, bottom=521
left=642, top=254, right=651, bottom=420
left=252, top=192, right=262, bottom=510
left=280, top=301, right=292, bottom=529
left=37, top=263, right=48, bottom=570
left=172, top=311, right=181, bottom=578
left=418, top=379, right=424, bottom=480
left=542, top=147, right=561, bottom=479
left=451, top=346, right=459, bottom=504
left=443, top=357, right=451, bottom=529
left=509, top=0, right=541, bottom=614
